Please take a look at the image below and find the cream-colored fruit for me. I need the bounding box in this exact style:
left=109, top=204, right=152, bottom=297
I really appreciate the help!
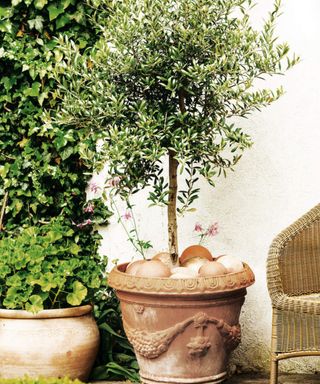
left=181, top=256, right=209, bottom=273
left=135, top=260, right=171, bottom=278
left=199, top=261, right=228, bottom=276
left=180, top=245, right=213, bottom=264
left=170, top=267, right=198, bottom=279
left=217, top=255, right=244, bottom=273
left=152, top=252, right=175, bottom=269
left=126, top=260, right=147, bottom=275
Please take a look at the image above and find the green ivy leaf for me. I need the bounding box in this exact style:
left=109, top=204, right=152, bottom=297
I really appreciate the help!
left=0, top=20, right=12, bottom=33
left=34, top=0, right=48, bottom=10
left=3, top=287, right=19, bottom=309
left=0, top=6, right=12, bottom=18
left=25, top=295, right=44, bottom=314
left=60, top=146, right=74, bottom=160
left=0, top=263, right=11, bottom=279
left=70, top=243, right=81, bottom=255
left=66, top=281, right=87, bottom=306
left=46, top=230, right=63, bottom=242
left=6, top=274, right=21, bottom=287
left=47, top=3, right=64, bottom=21
left=56, top=14, right=70, bottom=29
left=24, top=82, right=41, bottom=97
left=28, top=16, right=44, bottom=32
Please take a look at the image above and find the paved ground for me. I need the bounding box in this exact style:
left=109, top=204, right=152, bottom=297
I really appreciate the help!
left=227, top=373, right=320, bottom=383
left=92, top=373, right=320, bottom=383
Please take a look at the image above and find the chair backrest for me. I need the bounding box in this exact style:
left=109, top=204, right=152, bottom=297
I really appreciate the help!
left=279, top=209, right=320, bottom=296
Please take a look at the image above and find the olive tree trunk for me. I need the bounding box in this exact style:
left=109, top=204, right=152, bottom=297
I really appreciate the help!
left=168, top=150, right=179, bottom=264
left=167, top=90, right=188, bottom=264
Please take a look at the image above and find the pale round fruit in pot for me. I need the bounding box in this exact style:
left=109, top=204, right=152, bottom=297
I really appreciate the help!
left=217, top=255, right=244, bottom=273
left=181, top=256, right=209, bottom=273
left=135, top=260, right=171, bottom=278
left=126, top=260, right=147, bottom=275
left=170, top=267, right=198, bottom=279
left=152, top=252, right=175, bottom=269
left=199, top=261, right=228, bottom=277
left=180, top=245, right=213, bottom=264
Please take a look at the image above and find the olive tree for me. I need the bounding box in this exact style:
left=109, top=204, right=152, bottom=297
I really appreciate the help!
left=54, top=0, right=298, bottom=263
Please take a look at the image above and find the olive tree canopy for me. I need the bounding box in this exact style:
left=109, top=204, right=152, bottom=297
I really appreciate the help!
left=55, top=0, right=298, bottom=261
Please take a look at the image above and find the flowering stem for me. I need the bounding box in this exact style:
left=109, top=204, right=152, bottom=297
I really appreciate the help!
left=198, top=234, right=205, bottom=245
left=195, top=222, right=219, bottom=245
left=127, top=200, right=145, bottom=258
left=110, top=195, right=146, bottom=259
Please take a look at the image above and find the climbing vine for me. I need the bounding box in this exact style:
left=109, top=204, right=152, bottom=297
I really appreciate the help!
left=0, top=0, right=104, bottom=231
left=0, top=0, right=138, bottom=381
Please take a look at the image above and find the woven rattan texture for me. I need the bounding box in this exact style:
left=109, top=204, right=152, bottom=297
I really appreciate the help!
left=273, top=308, right=320, bottom=353
left=280, top=220, right=320, bottom=296
left=267, top=204, right=320, bottom=315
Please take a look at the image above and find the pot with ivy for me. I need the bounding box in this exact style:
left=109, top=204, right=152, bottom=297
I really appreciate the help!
left=0, top=215, right=109, bottom=381
left=55, top=0, right=298, bottom=382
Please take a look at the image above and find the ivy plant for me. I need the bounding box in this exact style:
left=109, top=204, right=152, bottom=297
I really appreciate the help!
left=0, top=0, right=104, bottom=232
left=0, top=2, right=139, bottom=380
left=0, top=0, right=114, bottom=309
left=55, top=0, right=298, bottom=262
left=0, top=218, right=110, bottom=313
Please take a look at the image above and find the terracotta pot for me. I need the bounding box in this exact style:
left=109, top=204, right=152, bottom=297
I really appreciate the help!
left=0, top=305, right=99, bottom=381
left=109, top=263, right=255, bottom=384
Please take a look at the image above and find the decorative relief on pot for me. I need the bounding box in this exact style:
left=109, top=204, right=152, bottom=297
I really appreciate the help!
left=187, top=336, right=211, bottom=357
left=215, top=320, right=241, bottom=351
left=133, top=304, right=145, bottom=314
left=123, top=311, right=241, bottom=359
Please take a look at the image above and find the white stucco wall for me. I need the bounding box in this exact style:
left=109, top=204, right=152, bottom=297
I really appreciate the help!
left=93, top=0, right=320, bottom=374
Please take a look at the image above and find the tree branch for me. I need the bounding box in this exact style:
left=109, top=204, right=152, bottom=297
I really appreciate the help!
left=0, top=192, right=8, bottom=232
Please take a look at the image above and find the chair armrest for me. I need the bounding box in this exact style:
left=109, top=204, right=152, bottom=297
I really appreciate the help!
left=267, top=206, right=320, bottom=316
left=271, top=291, right=320, bottom=315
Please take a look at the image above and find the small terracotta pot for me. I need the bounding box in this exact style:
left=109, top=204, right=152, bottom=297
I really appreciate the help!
left=109, top=263, right=255, bottom=384
left=0, top=305, right=99, bottom=381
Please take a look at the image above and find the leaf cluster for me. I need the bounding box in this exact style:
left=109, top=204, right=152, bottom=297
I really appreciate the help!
left=56, top=0, right=299, bottom=211
left=91, top=288, right=140, bottom=382
left=0, top=218, right=107, bottom=313
left=0, top=1, right=136, bottom=381
left=0, top=0, right=104, bottom=232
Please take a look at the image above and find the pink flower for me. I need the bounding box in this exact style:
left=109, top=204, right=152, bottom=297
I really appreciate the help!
left=76, top=219, right=93, bottom=228
left=122, top=211, right=132, bottom=221
left=89, top=182, right=101, bottom=193
left=84, top=202, right=94, bottom=213
left=107, top=176, right=121, bottom=187
left=206, top=222, right=219, bottom=237
left=194, top=222, right=203, bottom=233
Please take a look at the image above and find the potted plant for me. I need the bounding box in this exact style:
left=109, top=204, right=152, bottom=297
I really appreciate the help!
left=0, top=215, right=111, bottom=381
left=54, top=0, right=298, bottom=382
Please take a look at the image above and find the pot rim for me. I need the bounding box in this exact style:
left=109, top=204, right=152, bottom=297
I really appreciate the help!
left=108, top=262, right=255, bottom=295
left=0, top=304, right=93, bottom=319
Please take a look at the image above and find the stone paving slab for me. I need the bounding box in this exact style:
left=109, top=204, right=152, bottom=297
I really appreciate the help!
left=227, top=373, right=320, bottom=383
left=91, top=373, right=320, bottom=383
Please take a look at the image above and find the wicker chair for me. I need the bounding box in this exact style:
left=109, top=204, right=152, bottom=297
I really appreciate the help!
left=267, top=204, right=320, bottom=384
